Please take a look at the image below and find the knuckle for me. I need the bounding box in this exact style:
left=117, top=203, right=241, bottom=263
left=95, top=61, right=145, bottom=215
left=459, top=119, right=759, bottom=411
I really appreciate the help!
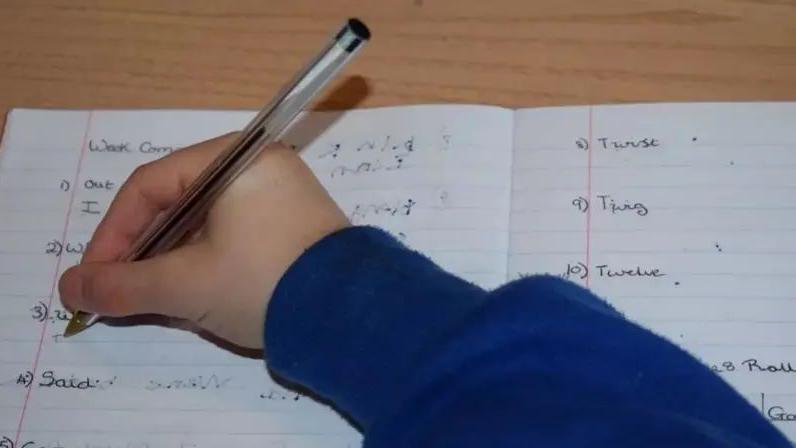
left=127, top=162, right=155, bottom=185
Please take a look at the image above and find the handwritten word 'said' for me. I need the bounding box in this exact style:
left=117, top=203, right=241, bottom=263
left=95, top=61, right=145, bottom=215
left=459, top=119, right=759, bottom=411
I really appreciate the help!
left=0, top=106, right=512, bottom=447
left=509, top=103, right=796, bottom=441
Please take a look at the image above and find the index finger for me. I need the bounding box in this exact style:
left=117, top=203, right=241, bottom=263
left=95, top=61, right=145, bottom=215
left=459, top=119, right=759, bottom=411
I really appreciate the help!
left=82, top=132, right=238, bottom=263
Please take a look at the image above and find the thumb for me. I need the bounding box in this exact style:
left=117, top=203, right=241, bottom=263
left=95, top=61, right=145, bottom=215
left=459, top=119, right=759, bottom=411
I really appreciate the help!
left=59, top=244, right=211, bottom=321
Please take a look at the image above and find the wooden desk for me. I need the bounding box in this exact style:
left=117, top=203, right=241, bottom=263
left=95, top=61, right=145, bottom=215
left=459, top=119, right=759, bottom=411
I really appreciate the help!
left=1, top=0, right=794, bottom=132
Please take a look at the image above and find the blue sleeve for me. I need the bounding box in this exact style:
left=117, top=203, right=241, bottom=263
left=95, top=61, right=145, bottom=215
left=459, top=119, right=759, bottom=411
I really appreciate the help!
left=265, top=226, right=790, bottom=447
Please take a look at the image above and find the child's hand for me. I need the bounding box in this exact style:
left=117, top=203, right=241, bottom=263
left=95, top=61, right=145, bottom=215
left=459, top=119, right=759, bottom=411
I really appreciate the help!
left=59, top=133, right=349, bottom=349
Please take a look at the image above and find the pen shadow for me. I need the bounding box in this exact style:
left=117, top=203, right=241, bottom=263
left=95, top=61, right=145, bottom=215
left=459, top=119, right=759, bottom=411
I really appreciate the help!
left=281, top=75, right=372, bottom=152
left=313, top=75, right=371, bottom=111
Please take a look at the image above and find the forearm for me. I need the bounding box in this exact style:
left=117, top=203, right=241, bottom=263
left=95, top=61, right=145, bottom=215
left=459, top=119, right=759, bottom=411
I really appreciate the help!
left=265, top=226, right=488, bottom=429
left=264, top=226, right=790, bottom=447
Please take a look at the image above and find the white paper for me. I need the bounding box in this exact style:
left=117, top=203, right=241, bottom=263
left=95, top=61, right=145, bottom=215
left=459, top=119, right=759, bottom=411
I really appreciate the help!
left=509, top=102, right=796, bottom=440
left=0, top=105, right=513, bottom=448
left=3, top=102, right=796, bottom=445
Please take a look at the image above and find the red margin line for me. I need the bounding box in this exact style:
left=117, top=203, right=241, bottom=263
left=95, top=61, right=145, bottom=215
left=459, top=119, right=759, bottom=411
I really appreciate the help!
left=585, top=106, right=593, bottom=288
left=14, top=111, right=93, bottom=445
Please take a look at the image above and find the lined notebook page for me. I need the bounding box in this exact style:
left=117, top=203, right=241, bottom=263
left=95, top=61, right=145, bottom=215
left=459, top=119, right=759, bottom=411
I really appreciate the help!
left=0, top=106, right=513, bottom=448
left=509, top=103, right=796, bottom=441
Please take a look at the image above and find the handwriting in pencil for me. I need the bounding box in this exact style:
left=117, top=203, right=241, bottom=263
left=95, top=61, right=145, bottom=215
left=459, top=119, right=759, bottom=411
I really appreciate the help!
left=10, top=370, right=117, bottom=390
left=260, top=388, right=304, bottom=402
left=89, top=139, right=131, bottom=153
left=562, top=262, right=666, bottom=281
left=742, top=359, right=796, bottom=374
left=30, top=301, right=72, bottom=323
left=708, top=360, right=738, bottom=373
left=145, top=374, right=231, bottom=391
left=89, top=139, right=175, bottom=155
left=45, top=240, right=86, bottom=257
left=595, top=264, right=665, bottom=279
left=671, top=358, right=796, bottom=376
left=80, top=200, right=101, bottom=215
left=348, top=198, right=416, bottom=224
left=38, top=370, right=117, bottom=390
left=138, top=141, right=176, bottom=155
left=0, top=436, right=199, bottom=448
left=329, top=159, right=406, bottom=178
left=319, top=135, right=415, bottom=178
left=9, top=371, right=236, bottom=392
left=571, top=194, right=649, bottom=216
left=573, top=136, right=661, bottom=151
left=597, top=137, right=661, bottom=151
left=767, top=405, right=796, bottom=422
left=758, top=394, right=796, bottom=423
left=83, top=178, right=116, bottom=191
left=317, top=135, right=415, bottom=159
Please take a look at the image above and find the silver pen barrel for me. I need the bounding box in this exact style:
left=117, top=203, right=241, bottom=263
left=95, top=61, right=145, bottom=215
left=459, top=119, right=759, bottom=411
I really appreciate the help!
left=65, top=18, right=370, bottom=336
left=126, top=18, right=369, bottom=261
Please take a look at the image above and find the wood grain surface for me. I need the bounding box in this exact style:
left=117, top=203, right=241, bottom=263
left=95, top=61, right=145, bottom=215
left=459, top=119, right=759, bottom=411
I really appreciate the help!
left=1, top=0, right=795, bottom=132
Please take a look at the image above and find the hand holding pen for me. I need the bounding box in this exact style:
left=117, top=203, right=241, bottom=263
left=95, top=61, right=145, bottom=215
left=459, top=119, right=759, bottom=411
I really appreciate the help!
left=61, top=19, right=370, bottom=343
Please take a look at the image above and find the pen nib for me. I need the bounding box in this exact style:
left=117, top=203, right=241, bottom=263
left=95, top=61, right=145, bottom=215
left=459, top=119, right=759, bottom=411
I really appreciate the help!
left=64, top=313, right=92, bottom=337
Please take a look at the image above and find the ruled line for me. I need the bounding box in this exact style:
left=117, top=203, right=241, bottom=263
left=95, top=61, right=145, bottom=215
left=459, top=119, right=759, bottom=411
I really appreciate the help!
left=15, top=111, right=93, bottom=445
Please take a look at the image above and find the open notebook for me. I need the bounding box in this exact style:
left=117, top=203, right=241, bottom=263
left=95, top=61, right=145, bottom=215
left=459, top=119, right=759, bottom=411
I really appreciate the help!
left=1, top=103, right=795, bottom=447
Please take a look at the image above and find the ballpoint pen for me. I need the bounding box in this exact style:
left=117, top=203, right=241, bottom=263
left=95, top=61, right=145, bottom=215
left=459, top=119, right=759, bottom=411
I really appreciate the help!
left=64, top=18, right=371, bottom=337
